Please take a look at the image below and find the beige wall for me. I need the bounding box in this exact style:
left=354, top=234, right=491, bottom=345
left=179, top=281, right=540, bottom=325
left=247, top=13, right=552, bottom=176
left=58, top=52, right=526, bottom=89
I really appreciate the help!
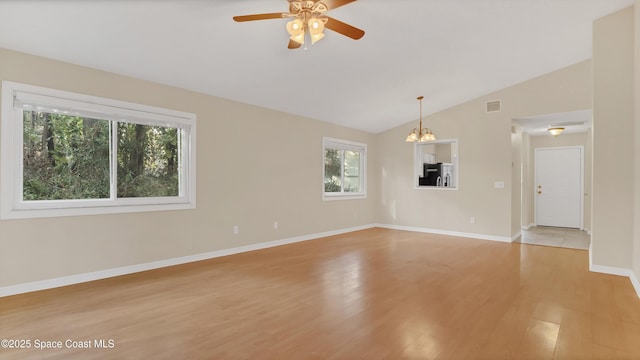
left=0, top=48, right=378, bottom=288
left=525, top=131, right=592, bottom=231
left=435, top=143, right=452, bottom=163
left=511, top=128, right=523, bottom=237
left=634, top=1, right=640, bottom=282
left=592, top=7, right=634, bottom=269
left=521, top=133, right=532, bottom=228
left=376, top=60, right=592, bottom=239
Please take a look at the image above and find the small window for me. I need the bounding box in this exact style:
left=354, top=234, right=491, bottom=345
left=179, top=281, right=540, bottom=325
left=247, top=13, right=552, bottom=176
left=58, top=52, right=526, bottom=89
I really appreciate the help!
left=1, top=81, right=197, bottom=219
left=414, top=139, right=459, bottom=190
left=323, top=137, right=366, bottom=200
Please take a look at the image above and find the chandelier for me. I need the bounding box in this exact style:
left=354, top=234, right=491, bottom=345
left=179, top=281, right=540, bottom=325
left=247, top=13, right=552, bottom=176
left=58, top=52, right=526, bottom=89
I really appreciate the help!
left=406, top=96, right=436, bottom=142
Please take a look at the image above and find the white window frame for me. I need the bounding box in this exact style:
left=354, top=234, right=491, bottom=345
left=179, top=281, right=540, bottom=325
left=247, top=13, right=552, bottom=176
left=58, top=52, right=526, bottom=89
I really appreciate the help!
left=1, top=81, right=197, bottom=219
left=322, top=137, right=367, bottom=201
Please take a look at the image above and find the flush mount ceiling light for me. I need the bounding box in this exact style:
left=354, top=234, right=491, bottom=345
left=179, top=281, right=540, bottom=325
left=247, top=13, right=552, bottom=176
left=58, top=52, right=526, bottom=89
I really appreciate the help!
left=406, top=96, right=436, bottom=142
left=233, top=0, right=365, bottom=49
left=548, top=127, right=565, bottom=136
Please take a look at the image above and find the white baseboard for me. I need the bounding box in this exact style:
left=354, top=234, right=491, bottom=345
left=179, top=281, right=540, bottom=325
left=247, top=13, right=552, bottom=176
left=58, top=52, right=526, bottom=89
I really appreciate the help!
left=589, top=241, right=593, bottom=270
left=375, top=223, right=512, bottom=243
left=631, top=272, right=640, bottom=299
left=590, top=263, right=640, bottom=299
left=0, top=224, right=375, bottom=298
left=511, top=231, right=522, bottom=242
left=521, top=223, right=535, bottom=230
left=589, top=264, right=634, bottom=277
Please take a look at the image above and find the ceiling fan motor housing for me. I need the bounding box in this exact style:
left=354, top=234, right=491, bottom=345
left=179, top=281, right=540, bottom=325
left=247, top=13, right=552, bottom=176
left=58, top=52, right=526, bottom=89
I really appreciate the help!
left=289, top=1, right=328, bottom=18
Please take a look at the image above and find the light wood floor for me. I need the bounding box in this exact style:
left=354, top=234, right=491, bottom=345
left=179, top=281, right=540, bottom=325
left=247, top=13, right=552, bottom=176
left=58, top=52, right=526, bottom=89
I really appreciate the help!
left=1, top=228, right=639, bottom=359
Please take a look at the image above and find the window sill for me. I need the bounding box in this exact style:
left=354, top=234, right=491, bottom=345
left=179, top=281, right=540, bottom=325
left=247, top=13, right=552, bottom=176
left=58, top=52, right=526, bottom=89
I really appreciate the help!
left=414, top=186, right=459, bottom=191
left=1, top=201, right=196, bottom=220
left=322, top=193, right=367, bottom=201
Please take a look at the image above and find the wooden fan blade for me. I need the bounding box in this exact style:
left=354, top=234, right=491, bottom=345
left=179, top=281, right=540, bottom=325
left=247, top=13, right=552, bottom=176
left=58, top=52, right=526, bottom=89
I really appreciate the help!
left=288, top=39, right=302, bottom=49
left=233, top=13, right=284, bottom=22
left=325, top=16, right=365, bottom=40
left=322, top=0, right=357, bottom=10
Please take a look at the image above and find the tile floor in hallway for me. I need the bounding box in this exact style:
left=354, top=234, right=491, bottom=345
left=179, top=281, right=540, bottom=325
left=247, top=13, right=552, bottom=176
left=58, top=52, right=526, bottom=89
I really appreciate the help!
left=515, top=226, right=590, bottom=250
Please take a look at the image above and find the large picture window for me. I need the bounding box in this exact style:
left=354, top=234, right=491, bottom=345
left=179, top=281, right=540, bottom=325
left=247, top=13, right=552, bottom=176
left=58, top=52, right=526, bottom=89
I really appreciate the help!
left=323, top=137, right=366, bottom=200
left=1, top=81, right=196, bottom=219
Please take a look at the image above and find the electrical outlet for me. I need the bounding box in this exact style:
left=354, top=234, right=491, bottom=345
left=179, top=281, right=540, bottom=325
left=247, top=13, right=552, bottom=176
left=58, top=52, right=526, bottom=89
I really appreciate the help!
left=470, top=216, right=476, bottom=224
left=233, top=225, right=239, bottom=235
left=274, top=221, right=278, bottom=230
left=494, top=181, right=505, bottom=189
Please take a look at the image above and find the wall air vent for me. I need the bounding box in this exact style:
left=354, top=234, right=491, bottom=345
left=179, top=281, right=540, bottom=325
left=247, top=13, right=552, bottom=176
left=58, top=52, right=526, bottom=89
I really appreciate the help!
left=486, top=99, right=502, bottom=113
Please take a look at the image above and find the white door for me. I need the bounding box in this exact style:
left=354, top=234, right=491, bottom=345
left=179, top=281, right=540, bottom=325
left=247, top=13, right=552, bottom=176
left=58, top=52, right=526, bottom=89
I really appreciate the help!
left=535, top=147, right=583, bottom=228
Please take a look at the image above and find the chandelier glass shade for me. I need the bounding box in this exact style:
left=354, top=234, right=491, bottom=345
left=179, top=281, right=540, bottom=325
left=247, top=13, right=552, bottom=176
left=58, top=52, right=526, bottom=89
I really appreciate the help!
left=406, top=96, right=436, bottom=142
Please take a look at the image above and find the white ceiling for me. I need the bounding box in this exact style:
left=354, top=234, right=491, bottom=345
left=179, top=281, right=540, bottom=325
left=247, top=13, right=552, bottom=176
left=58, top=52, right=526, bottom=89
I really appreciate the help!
left=0, top=0, right=632, bottom=134
left=514, top=109, right=592, bottom=136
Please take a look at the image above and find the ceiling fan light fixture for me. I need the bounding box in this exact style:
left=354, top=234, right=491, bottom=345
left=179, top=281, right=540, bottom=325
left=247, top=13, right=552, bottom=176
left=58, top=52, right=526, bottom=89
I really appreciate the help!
left=309, top=17, right=323, bottom=31
left=287, top=18, right=305, bottom=44
left=290, top=33, right=305, bottom=44
left=548, top=127, right=564, bottom=136
left=310, top=31, right=325, bottom=44
left=233, top=0, right=365, bottom=50
left=310, top=32, right=325, bottom=44
left=233, top=0, right=364, bottom=50
left=308, top=17, right=325, bottom=44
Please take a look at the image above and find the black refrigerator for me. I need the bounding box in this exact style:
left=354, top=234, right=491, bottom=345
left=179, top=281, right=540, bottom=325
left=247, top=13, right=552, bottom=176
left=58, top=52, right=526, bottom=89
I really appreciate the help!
left=419, top=163, right=442, bottom=186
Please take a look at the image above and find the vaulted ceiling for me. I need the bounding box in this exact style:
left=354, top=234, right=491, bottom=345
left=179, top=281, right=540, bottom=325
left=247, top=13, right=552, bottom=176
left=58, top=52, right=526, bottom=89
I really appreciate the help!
left=0, top=0, right=632, bottom=133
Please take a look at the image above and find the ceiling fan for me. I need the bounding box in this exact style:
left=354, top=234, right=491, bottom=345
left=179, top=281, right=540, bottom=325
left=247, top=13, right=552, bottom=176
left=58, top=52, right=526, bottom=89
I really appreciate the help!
left=233, top=0, right=365, bottom=49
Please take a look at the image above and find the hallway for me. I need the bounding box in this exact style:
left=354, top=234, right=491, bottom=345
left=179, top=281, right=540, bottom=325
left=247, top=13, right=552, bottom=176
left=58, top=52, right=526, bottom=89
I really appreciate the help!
left=515, top=226, right=590, bottom=250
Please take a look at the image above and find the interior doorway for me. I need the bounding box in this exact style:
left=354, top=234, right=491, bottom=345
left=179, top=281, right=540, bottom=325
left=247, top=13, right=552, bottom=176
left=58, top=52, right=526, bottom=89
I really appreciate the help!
left=534, top=146, right=583, bottom=229
left=516, top=226, right=589, bottom=250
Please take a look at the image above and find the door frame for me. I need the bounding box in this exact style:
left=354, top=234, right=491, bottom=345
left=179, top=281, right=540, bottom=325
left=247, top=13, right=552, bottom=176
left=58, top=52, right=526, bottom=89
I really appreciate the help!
left=534, top=146, right=584, bottom=230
